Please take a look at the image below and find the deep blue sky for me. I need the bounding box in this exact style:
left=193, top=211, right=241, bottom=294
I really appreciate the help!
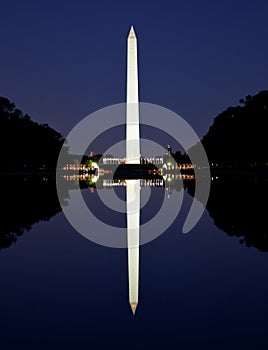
left=1, top=0, right=268, bottom=140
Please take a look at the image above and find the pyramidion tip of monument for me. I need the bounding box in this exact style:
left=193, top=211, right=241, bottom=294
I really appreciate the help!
left=130, top=302, right=138, bottom=315
left=128, top=25, right=136, bottom=39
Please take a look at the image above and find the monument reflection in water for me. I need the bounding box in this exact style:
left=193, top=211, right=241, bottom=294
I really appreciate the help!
left=126, top=180, right=140, bottom=315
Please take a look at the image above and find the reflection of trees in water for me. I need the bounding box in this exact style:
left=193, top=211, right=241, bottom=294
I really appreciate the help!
left=0, top=175, right=66, bottom=250
left=186, top=176, right=268, bottom=252
left=6, top=173, right=266, bottom=253
left=0, top=174, right=186, bottom=250
left=9, top=173, right=265, bottom=252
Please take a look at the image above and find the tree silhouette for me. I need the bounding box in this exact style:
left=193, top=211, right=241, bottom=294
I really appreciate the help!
left=0, top=97, right=67, bottom=171
left=191, top=90, right=268, bottom=166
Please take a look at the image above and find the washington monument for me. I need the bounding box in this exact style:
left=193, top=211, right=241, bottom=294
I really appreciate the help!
left=126, top=25, right=140, bottom=315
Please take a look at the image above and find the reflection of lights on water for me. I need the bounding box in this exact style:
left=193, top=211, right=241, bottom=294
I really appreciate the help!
left=62, top=163, right=195, bottom=171
left=63, top=173, right=195, bottom=187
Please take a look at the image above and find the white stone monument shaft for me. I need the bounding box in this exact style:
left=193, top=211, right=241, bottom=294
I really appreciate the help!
left=126, top=25, right=140, bottom=164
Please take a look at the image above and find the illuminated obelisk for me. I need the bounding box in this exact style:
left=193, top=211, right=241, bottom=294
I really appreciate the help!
left=126, top=25, right=140, bottom=315
left=126, top=25, right=140, bottom=163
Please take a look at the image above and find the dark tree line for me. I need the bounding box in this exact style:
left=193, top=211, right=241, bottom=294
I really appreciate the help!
left=198, top=90, right=268, bottom=167
left=0, top=97, right=66, bottom=171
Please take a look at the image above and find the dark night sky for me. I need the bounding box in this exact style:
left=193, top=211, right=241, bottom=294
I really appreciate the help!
left=1, top=0, right=268, bottom=141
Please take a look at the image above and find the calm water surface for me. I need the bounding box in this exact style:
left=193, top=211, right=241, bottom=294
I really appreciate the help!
left=1, top=175, right=268, bottom=349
